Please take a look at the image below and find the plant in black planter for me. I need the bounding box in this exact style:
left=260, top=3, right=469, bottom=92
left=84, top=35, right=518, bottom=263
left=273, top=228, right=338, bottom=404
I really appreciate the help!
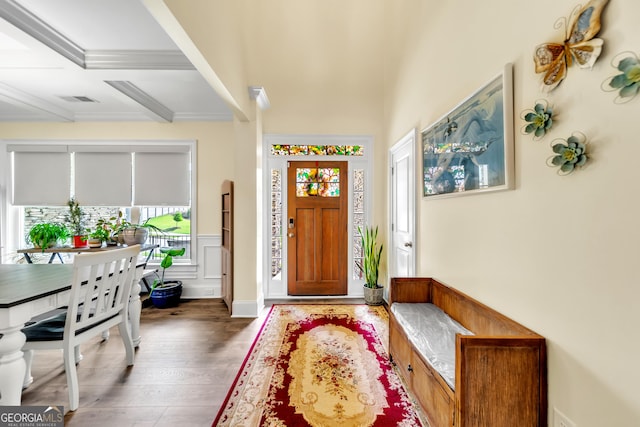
left=67, top=197, right=88, bottom=248
left=356, top=225, right=384, bottom=305
left=149, top=247, right=186, bottom=308
left=28, top=223, right=70, bottom=252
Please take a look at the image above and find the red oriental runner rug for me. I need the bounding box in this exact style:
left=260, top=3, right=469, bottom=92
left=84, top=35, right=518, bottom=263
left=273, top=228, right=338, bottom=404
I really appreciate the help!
left=213, top=304, right=426, bottom=427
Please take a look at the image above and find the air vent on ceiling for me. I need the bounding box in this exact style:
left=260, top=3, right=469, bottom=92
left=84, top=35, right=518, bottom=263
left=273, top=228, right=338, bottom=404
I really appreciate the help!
left=59, top=95, right=98, bottom=103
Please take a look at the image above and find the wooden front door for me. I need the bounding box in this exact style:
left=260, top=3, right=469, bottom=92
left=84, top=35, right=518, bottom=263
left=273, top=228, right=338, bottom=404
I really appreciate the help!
left=287, top=161, right=348, bottom=295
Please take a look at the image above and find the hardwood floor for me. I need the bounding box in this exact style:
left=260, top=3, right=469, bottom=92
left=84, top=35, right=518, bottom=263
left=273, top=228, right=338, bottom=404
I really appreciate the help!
left=20, top=299, right=268, bottom=427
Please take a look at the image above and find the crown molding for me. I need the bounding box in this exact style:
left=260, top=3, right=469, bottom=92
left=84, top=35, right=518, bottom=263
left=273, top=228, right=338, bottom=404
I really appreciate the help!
left=174, top=111, right=234, bottom=121
left=248, top=86, right=270, bottom=110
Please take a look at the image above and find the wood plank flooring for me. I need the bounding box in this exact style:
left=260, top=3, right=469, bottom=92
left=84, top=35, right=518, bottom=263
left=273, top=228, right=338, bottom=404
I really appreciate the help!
left=19, top=299, right=268, bottom=427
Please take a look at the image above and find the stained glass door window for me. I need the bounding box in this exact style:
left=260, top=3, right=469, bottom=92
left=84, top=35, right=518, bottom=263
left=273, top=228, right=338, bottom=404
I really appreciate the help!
left=296, top=167, right=340, bottom=197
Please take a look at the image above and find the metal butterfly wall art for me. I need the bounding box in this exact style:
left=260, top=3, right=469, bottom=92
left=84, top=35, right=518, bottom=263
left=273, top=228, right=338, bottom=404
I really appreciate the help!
left=534, top=0, right=610, bottom=91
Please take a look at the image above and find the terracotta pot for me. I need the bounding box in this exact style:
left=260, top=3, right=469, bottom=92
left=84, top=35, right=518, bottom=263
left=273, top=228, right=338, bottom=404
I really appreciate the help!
left=73, top=235, right=88, bottom=248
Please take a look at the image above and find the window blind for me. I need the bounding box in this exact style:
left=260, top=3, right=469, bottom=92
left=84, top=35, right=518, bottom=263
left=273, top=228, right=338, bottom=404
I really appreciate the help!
left=8, top=142, right=192, bottom=207
left=134, top=151, right=190, bottom=206
left=74, top=152, right=132, bottom=206
left=12, top=151, right=70, bottom=206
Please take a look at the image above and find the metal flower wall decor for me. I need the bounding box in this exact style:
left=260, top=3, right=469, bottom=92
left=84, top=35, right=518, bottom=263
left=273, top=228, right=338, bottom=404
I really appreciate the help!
left=521, top=100, right=554, bottom=139
left=533, top=0, right=610, bottom=91
left=547, top=132, right=589, bottom=175
left=602, top=51, right=640, bottom=103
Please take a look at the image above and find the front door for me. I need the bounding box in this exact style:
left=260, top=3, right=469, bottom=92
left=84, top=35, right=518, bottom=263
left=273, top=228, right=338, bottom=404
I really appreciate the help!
left=287, top=161, right=348, bottom=295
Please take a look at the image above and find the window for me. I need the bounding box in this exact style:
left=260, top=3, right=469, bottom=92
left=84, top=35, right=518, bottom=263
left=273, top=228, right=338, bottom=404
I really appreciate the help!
left=4, top=140, right=195, bottom=265
left=295, top=167, right=340, bottom=197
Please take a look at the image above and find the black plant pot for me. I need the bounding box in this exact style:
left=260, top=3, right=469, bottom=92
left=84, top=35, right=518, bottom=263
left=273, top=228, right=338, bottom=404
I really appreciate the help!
left=149, top=280, right=183, bottom=309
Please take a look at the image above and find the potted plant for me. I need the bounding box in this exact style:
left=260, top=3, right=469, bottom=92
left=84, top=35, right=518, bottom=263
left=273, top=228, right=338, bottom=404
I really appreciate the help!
left=356, top=225, right=384, bottom=305
left=121, top=220, right=163, bottom=246
left=28, top=223, right=70, bottom=252
left=86, top=224, right=109, bottom=248
left=96, top=211, right=129, bottom=246
left=149, top=247, right=186, bottom=308
left=67, top=197, right=88, bottom=248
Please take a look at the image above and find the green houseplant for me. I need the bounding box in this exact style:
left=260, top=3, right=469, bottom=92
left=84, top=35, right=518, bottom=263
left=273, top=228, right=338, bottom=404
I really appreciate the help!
left=149, top=247, right=186, bottom=308
left=28, top=223, right=70, bottom=252
left=86, top=224, right=109, bottom=248
left=67, top=197, right=88, bottom=248
left=356, top=225, right=384, bottom=305
left=121, top=220, right=163, bottom=246
left=96, top=211, right=129, bottom=246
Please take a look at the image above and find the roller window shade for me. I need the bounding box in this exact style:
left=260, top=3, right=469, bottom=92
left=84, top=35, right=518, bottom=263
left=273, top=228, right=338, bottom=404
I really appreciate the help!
left=12, top=152, right=70, bottom=205
left=74, top=152, right=132, bottom=206
left=134, top=152, right=190, bottom=206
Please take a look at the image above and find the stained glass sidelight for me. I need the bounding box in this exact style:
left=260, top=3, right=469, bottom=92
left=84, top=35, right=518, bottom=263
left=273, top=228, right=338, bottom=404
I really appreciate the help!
left=353, top=169, right=365, bottom=280
left=296, top=168, right=340, bottom=197
left=271, top=169, right=283, bottom=278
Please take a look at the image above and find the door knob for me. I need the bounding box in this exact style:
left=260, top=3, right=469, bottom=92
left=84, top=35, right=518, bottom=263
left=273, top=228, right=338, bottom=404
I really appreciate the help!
left=404, top=242, right=413, bottom=247
left=288, top=232, right=295, bottom=238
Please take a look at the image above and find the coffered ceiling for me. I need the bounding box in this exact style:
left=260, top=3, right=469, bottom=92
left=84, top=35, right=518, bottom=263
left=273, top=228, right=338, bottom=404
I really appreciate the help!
left=0, top=0, right=234, bottom=122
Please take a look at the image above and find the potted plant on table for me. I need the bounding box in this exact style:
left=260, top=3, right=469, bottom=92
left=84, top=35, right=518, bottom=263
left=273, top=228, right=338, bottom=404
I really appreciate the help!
left=86, top=224, right=109, bottom=248
left=356, top=225, right=384, bottom=305
left=67, top=197, right=88, bottom=248
left=149, top=247, right=186, bottom=308
left=96, top=211, right=129, bottom=246
left=28, top=223, right=70, bottom=252
left=121, top=219, right=163, bottom=246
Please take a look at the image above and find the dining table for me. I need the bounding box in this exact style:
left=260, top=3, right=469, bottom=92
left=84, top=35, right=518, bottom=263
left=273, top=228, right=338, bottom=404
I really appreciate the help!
left=0, top=262, right=144, bottom=405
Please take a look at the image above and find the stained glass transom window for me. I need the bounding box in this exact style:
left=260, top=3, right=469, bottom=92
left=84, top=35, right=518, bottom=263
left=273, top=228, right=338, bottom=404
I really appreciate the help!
left=271, top=145, right=364, bottom=156
left=296, top=168, right=340, bottom=197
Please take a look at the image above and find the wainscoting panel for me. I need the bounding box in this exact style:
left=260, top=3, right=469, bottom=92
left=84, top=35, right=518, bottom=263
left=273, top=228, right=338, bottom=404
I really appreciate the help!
left=180, top=234, right=221, bottom=299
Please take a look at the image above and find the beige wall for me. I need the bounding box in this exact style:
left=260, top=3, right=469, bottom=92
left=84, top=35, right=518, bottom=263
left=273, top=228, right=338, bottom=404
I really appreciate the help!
left=383, top=0, right=640, bottom=425
left=0, top=121, right=235, bottom=234
left=161, top=0, right=251, bottom=120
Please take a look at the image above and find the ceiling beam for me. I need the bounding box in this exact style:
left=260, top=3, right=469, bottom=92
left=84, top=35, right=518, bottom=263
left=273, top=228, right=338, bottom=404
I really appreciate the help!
left=85, top=50, right=195, bottom=70
left=0, top=0, right=85, bottom=67
left=143, top=0, right=248, bottom=122
left=104, top=80, right=174, bottom=122
left=0, top=82, right=74, bottom=121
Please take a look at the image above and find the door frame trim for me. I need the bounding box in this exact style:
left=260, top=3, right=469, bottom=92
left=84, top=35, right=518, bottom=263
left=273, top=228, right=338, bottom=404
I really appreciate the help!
left=263, top=134, right=373, bottom=299
left=389, top=128, right=417, bottom=279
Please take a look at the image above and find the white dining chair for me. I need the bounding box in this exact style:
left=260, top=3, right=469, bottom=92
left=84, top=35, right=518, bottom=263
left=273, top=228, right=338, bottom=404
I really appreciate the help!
left=21, top=245, right=141, bottom=411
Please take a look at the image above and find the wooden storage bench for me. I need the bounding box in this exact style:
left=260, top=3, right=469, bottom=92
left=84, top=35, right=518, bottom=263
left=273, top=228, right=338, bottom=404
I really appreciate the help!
left=388, top=277, right=547, bottom=427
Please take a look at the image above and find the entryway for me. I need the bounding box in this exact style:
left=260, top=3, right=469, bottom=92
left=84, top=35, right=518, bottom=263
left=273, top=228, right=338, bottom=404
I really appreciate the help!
left=263, top=134, right=373, bottom=299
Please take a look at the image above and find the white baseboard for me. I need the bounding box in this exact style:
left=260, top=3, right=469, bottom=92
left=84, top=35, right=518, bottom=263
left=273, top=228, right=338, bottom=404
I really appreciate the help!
left=232, top=299, right=265, bottom=318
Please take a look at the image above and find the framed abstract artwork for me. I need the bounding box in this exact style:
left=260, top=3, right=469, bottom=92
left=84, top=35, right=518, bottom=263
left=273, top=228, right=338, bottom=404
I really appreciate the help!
left=422, top=63, right=514, bottom=199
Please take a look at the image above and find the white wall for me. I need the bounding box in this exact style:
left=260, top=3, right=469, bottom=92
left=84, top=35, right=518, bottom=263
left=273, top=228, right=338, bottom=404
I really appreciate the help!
left=383, top=0, right=640, bottom=426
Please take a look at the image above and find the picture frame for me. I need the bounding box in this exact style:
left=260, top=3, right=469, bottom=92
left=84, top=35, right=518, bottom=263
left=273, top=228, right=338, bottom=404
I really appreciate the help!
left=422, top=63, right=514, bottom=199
